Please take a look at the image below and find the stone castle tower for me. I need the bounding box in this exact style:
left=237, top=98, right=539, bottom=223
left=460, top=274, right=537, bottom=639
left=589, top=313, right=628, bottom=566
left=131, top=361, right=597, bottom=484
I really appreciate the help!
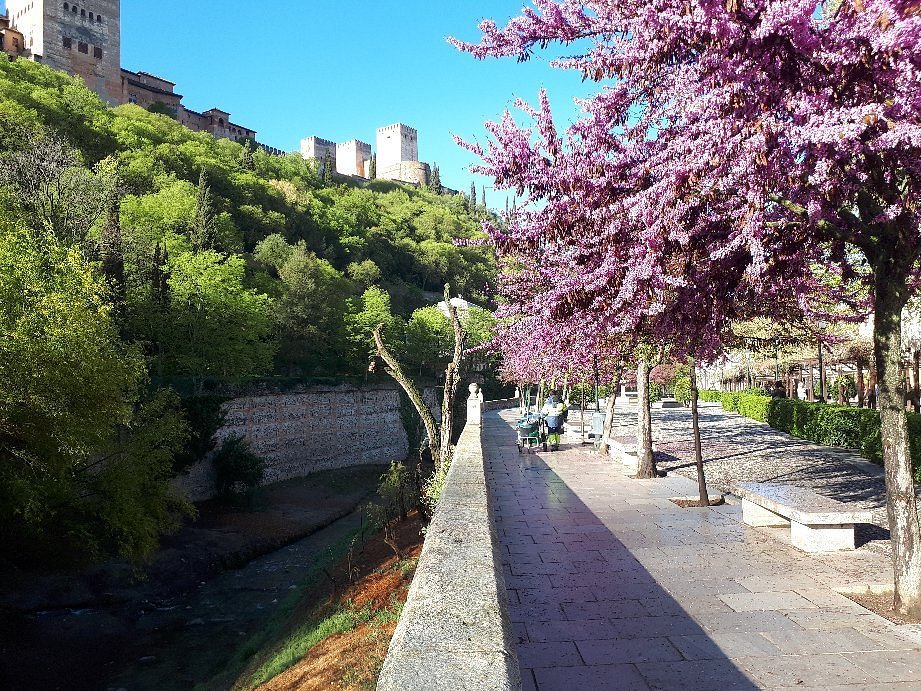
left=6, top=0, right=122, bottom=104
left=376, top=123, right=430, bottom=186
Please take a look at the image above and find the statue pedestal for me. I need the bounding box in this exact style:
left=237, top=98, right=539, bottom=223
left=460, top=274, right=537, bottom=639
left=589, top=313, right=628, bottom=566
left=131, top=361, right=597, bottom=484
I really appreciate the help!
left=467, top=383, right=484, bottom=426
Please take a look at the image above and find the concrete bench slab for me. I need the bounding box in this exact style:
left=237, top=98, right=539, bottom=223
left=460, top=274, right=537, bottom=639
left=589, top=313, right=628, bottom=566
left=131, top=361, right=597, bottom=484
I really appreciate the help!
left=734, top=482, right=875, bottom=553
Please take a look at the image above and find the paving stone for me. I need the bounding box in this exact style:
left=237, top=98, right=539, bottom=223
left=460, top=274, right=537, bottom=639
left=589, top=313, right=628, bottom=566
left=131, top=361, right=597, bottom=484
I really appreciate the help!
left=736, top=653, right=877, bottom=687
left=575, top=637, right=684, bottom=665
left=667, top=631, right=783, bottom=659
left=525, top=619, right=620, bottom=642
left=693, top=610, right=804, bottom=633
left=515, top=641, right=583, bottom=669
left=761, top=627, right=887, bottom=654
left=562, top=599, right=648, bottom=621
left=844, top=650, right=921, bottom=682
left=634, top=658, right=759, bottom=690
left=533, top=663, right=650, bottom=691
left=719, top=590, right=819, bottom=612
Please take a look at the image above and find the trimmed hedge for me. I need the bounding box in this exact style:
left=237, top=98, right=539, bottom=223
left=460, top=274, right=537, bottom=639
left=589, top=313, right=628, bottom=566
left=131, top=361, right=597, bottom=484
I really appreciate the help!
left=699, top=390, right=721, bottom=403
left=721, top=391, right=740, bottom=412
left=737, top=393, right=771, bottom=422
left=719, top=393, right=921, bottom=481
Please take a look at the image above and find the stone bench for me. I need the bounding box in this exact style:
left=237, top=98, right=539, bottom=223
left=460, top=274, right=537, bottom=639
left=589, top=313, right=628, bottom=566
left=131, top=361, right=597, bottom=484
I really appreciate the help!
left=734, top=482, right=874, bottom=553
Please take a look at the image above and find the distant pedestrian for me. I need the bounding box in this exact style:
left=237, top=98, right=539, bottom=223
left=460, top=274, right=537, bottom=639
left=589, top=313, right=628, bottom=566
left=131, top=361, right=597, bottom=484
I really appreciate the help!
left=771, top=381, right=786, bottom=399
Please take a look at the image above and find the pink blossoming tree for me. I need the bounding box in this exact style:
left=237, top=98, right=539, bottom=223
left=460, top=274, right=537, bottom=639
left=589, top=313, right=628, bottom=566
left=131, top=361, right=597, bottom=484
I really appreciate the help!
left=455, top=0, right=921, bottom=614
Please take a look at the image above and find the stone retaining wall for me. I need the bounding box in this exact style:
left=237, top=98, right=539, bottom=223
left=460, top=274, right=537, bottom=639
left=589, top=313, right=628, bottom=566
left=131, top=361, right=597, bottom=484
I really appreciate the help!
left=176, top=384, right=439, bottom=501
left=377, top=412, right=520, bottom=690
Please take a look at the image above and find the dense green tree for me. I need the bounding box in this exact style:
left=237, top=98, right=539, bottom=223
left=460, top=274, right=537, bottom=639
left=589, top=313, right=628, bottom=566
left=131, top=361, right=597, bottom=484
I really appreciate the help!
left=274, top=242, right=352, bottom=375
left=0, top=221, right=190, bottom=565
left=191, top=169, right=216, bottom=251
left=430, top=163, right=442, bottom=194
left=150, top=251, right=275, bottom=390
left=346, top=259, right=382, bottom=290
left=347, top=286, right=402, bottom=363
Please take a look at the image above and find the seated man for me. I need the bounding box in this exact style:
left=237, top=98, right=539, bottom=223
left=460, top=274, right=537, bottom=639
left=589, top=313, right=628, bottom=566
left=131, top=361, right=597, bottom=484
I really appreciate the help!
left=542, top=394, right=567, bottom=451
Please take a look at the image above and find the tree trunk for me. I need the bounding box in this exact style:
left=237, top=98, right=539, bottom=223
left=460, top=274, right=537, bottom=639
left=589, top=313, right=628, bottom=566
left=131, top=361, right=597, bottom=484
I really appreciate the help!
left=597, top=370, right=622, bottom=456
left=874, top=270, right=921, bottom=618
left=636, top=360, right=658, bottom=479
left=857, top=362, right=866, bottom=408
left=808, top=362, right=815, bottom=401
left=439, top=286, right=466, bottom=468
left=690, top=359, right=709, bottom=507
left=374, top=325, right=441, bottom=469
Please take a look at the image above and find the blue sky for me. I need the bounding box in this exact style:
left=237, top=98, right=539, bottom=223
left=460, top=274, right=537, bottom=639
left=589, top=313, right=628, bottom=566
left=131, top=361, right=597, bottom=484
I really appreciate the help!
left=2, top=0, right=592, bottom=204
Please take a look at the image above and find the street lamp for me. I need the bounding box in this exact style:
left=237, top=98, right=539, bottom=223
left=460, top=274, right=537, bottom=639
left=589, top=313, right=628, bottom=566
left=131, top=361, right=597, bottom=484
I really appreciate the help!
left=817, top=321, right=827, bottom=402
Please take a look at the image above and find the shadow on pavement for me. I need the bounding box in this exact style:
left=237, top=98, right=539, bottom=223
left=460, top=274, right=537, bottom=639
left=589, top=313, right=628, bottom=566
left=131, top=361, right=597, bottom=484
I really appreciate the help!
left=483, top=415, right=760, bottom=691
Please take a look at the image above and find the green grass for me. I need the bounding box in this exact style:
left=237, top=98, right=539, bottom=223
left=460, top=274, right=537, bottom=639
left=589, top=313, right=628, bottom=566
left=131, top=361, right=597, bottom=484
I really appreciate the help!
left=247, top=604, right=375, bottom=688
left=193, top=527, right=363, bottom=691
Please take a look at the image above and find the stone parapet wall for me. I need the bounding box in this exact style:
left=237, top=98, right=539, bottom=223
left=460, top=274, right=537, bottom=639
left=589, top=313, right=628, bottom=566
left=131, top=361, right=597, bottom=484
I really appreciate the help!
left=176, top=384, right=440, bottom=502
left=377, top=413, right=520, bottom=690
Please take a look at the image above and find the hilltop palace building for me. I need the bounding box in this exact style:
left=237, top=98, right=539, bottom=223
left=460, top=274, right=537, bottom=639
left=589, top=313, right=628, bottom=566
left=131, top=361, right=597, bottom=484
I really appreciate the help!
left=0, top=0, right=279, bottom=150
left=301, top=124, right=432, bottom=186
left=3, top=2, right=430, bottom=173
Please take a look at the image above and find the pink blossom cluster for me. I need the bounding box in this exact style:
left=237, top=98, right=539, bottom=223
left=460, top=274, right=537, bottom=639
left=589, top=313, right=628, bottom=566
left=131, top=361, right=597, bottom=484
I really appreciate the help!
left=453, top=0, right=919, bottom=380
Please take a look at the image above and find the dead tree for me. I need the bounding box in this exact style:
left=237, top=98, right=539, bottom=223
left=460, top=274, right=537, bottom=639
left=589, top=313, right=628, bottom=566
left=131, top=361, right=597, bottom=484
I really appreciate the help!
left=373, top=284, right=466, bottom=473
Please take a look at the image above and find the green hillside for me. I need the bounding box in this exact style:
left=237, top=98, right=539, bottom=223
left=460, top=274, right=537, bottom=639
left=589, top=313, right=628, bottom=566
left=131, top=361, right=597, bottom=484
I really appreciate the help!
left=0, top=58, right=496, bottom=566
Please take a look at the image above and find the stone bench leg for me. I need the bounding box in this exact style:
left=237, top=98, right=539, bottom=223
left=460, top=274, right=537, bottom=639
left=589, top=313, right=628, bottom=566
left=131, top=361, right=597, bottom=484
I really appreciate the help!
left=742, top=499, right=789, bottom=527
left=791, top=521, right=855, bottom=552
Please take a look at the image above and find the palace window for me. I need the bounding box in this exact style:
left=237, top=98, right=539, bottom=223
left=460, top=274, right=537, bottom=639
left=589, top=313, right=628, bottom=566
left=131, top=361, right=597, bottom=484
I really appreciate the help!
left=93, top=46, right=102, bottom=59
left=62, top=36, right=72, bottom=49
left=63, top=3, right=69, bottom=10
left=78, top=41, right=88, bottom=53
left=97, top=15, right=103, bottom=23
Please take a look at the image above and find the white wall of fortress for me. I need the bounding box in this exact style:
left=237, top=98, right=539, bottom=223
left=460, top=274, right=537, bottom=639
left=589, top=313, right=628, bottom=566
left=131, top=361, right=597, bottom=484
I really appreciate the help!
left=175, top=384, right=441, bottom=501
left=376, top=123, right=418, bottom=172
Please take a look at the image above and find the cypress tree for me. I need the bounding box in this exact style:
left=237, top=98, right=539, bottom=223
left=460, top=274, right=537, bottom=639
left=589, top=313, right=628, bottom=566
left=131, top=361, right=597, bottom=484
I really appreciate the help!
left=369, top=154, right=377, bottom=180
left=100, top=190, right=126, bottom=324
left=430, top=163, right=442, bottom=194
left=481, top=185, right=487, bottom=211
left=192, top=169, right=216, bottom=251
left=240, top=139, right=255, bottom=171
left=323, top=149, right=334, bottom=186
left=469, top=182, right=477, bottom=212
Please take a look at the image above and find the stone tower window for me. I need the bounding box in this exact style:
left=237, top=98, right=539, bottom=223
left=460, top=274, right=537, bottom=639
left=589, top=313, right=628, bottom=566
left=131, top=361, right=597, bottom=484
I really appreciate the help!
left=78, top=41, right=88, bottom=53
left=72, top=6, right=77, bottom=13
left=89, top=13, right=93, bottom=20
left=93, top=46, right=102, bottom=58
left=97, top=15, right=102, bottom=23
left=62, top=36, right=72, bottom=48
left=63, top=3, right=69, bottom=10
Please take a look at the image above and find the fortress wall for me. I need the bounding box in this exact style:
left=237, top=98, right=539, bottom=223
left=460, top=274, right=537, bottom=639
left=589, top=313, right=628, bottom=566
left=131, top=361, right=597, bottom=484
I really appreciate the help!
left=176, top=384, right=441, bottom=501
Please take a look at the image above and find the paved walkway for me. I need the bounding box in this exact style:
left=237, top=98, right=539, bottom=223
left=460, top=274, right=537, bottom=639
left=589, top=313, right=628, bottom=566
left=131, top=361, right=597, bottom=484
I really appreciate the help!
left=485, top=410, right=921, bottom=690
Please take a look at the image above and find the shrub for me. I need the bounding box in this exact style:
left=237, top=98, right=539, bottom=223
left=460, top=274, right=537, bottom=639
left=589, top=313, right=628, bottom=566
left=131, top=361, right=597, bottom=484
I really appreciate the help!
left=721, top=391, right=740, bottom=412
left=213, top=434, right=265, bottom=499
left=737, top=393, right=771, bottom=422
left=699, top=390, right=721, bottom=403
left=673, top=375, right=692, bottom=406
